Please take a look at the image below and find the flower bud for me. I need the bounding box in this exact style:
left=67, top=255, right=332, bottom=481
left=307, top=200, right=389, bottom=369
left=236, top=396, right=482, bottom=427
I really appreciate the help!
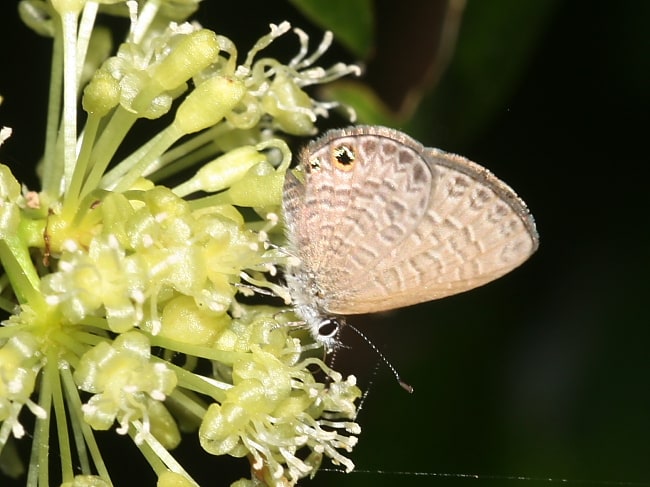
left=174, top=76, right=244, bottom=135
left=151, top=29, right=220, bottom=91
left=83, top=71, right=120, bottom=116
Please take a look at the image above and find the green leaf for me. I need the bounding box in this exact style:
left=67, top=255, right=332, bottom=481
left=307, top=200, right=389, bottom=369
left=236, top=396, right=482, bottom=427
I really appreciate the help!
left=410, top=0, right=561, bottom=145
left=289, top=0, right=374, bottom=58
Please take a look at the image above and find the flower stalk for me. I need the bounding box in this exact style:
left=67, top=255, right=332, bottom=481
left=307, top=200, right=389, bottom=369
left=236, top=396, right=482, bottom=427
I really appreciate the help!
left=1, top=1, right=362, bottom=485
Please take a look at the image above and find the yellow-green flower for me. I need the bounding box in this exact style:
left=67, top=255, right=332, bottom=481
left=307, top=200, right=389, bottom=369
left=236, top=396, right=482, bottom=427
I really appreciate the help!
left=0, top=1, right=362, bottom=485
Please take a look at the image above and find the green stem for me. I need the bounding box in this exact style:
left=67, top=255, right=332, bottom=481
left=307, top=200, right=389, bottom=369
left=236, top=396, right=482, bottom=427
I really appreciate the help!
left=79, top=107, right=138, bottom=200
left=60, top=367, right=112, bottom=482
left=131, top=0, right=158, bottom=44
left=0, top=237, right=42, bottom=307
left=61, top=369, right=91, bottom=475
left=50, top=353, right=74, bottom=483
left=147, top=334, right=243, bottom=366
left=62, top=113, right=101, bottom=219
left=127, top=424, right=168, bottom=476
left=42, top=20, right=64, bottom=196
left=161, top=359, right=229, bottom=402
left=147, top=123, right=230, bottom=183
left=98, top=129, right=167, bottom=190
left=167, top=389, right=210, bottom=424
left=128, top=422, right=199, bottom=485
left=76, top=2, right=98, bottom=86
left=148, top=138, right=221, bottom=184
left=28, top=360, right=54, bottom=487
left=103, top=123, right=187, bottom=193
left=60, top=10, right=80, bottom=193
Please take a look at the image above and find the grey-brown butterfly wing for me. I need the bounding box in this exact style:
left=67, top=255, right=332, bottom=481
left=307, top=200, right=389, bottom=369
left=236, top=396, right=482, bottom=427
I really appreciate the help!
left=283, top=127, right=433, bottom=302
left=283, top=126, right=538, bottom=315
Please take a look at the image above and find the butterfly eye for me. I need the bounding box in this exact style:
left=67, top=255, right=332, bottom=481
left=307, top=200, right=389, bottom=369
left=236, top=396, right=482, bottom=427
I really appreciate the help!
left=317, top=318, right=341, bottom=340
left=331, top=144, right=356, bottom=171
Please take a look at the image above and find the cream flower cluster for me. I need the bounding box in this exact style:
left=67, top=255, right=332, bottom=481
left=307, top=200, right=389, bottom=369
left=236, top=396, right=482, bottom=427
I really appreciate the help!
left=0, top=1, right=362, bottom=485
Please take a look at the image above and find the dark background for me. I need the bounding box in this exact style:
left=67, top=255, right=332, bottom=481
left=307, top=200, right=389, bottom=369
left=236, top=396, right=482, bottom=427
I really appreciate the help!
left=1, top=1, right=649, bottom=486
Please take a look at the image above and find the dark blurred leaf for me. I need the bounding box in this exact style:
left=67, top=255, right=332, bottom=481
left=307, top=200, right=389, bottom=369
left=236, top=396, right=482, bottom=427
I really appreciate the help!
left=318, top=0, right=467, bottom=126
left=289, top=0, right=375, bottom=58
left=410, top=0, right=560, bottom=145
left=319, top=80, right=396, bottom=127
left=362, top=0, right=466, bottom=117
left=318, top=0, right=558, bottom=146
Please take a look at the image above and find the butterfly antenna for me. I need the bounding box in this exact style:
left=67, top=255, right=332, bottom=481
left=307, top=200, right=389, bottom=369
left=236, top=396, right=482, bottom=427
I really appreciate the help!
left=347, top=323, right=414, bottom=393
left=354, top=361, right=381, bottom=419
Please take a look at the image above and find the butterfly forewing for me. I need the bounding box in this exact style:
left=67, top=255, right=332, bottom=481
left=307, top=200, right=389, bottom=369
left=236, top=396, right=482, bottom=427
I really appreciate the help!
left=283, top=126, right=538, bottom=317
left=285, top=129, right=433, bottom=288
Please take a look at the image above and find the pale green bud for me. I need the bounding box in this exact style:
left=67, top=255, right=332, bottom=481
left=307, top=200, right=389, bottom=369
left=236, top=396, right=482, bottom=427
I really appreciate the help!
left=174, top=146, right=266, bottom=196
left=148, top=400, right=181, bottom=449
left=157, top=471, right=195, bottom=487
left=60, top=475, right=111, bottom=487
left=83, top=71, right=120, bottom=116
left=151, top=29, right=220, bottom=91
left=174, top=76, right=245, bottom=134
left=50, top=0, right=85, bottom=15
left=160, top=295, right=230, bottom=346
left=225, top=161, right=285, bottom=208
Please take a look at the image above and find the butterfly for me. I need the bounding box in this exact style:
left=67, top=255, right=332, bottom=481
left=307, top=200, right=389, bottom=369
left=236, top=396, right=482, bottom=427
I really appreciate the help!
left=282, top=126, right=539, bottom=349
